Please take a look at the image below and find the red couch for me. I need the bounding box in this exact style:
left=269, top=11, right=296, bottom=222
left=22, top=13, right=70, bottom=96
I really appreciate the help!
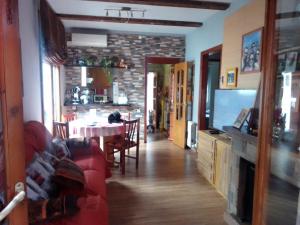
left=24, top=121, right=110, bottom=225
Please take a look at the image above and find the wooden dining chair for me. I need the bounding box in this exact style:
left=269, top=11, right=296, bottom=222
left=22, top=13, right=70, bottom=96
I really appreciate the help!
left=53, top=121, right=69, bottom=139
left=106, top=119, right=140, bottom=175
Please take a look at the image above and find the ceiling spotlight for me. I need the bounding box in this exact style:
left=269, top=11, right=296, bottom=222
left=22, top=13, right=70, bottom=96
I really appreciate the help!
left=104, top=7, right=146, bottom=20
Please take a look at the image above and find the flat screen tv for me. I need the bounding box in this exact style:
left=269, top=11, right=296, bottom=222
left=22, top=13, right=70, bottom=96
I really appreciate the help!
left=213, top=89, right=257, bottom=131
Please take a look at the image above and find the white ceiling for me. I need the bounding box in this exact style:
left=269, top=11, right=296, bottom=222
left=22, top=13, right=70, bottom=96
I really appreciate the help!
left=47, top=0, right=233, bottom=35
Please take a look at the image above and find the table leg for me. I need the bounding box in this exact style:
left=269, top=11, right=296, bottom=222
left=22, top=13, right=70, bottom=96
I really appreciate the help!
left=103, top=136, right=115, bottom=166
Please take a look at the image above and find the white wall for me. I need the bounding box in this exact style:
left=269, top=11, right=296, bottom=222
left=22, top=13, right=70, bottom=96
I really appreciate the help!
left=185, top=0, right=250, bottom=123
left=19, top=0, right=43, bottom=122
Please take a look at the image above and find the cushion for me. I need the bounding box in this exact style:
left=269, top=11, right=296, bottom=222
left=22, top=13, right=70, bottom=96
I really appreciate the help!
left=26, top=177, right=49, bottom=200
left=53, top=158, right=85, bottom=194
left=50, top=138, right=71, bottom=159
left=63, top=195, right=109, bottom=225
left=83, top=170, right=106, bottom=198
left=74, top=155, right=105, bottom=172
left=24, top=121, right=53, bottom=164
left=26, top=154, right=55, bottom=195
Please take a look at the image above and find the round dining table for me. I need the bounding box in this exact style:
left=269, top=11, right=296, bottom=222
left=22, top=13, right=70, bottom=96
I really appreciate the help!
left=69, top=118, right=124, bottom=138
left=69, top=118, right=124, bottom=164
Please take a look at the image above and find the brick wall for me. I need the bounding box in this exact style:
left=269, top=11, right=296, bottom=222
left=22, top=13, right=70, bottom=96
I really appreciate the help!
left=63, top=33, right=185, bottom=139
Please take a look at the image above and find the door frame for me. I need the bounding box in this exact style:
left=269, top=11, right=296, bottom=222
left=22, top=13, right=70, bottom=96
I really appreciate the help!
left=252, top=0, right=276, bottom=224
left=144, top=56, right=182, bottom=143
left=0, top=0, right=28, bottom=224
left=198, top=45, right=222, bottom=130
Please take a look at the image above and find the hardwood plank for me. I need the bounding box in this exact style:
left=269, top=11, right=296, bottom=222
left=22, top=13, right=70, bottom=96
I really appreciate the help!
left=58, top=14, right=203, bottom=27
left=81, top=0, right=231, bottom=10
left=107, top=139, right=227, bottom=225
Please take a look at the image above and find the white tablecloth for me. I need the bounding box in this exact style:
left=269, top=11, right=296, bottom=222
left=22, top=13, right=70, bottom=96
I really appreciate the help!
left=69, top=119, right=124, bottom=138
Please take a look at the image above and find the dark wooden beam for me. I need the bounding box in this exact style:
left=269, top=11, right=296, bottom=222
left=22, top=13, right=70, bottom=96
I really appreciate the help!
left=81, top=0, right=230, bottom=10
left=277, top=11, right=300, bottom=19
left=58, top=14, right=203, bottom=27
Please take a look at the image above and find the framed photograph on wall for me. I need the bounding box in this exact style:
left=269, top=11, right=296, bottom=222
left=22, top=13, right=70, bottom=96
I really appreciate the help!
left=225, top=67, right=238, bottom=88
left=241, top=28, right=263, bottom=73
left=233, top=108, right=251, bottom=129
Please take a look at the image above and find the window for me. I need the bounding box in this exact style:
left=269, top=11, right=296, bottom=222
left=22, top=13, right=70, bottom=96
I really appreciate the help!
left=42, top=62, right=61, bottom=133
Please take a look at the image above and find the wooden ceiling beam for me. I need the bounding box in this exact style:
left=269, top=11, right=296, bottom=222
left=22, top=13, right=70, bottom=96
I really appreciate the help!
left=277, top=11, right=300, bottom=19
left=58, top=14, right=203, bottom=27
left=80, top=0, right=230, bottom=10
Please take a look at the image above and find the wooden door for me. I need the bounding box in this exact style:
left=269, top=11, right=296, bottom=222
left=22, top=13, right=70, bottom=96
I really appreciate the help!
left=253, top=0, right=300, bottom=224
left=0, top=0, right=28, bottom=224
left=173, top=62, right=188, bottom=149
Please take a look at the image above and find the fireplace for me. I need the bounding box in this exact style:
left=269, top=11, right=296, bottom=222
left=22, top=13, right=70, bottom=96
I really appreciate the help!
left=224, top=127, right=300, bottom=225
left=236, top=158, right=255, bottom=223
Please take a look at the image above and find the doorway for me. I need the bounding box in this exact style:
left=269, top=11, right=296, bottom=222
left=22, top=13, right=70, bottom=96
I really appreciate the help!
left=198, top=45, right=222, bottom=130
left=146, top=65, right=173, bottom=142
left=144, top=57, right=182, bottom=143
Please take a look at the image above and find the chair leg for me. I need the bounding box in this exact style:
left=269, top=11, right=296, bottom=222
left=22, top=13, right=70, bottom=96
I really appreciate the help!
left=136, top=145, right=139, bottom=169
left=120, top=149, right=125, bottom=175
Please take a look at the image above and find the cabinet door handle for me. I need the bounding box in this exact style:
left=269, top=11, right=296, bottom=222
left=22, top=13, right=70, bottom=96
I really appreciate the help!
left=0, top=183, right=26, bottom=222
left=0, top=191, right=26, bottom=222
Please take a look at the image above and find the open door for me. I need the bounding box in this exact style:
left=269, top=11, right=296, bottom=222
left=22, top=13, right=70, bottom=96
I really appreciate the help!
left=0, top=0, right=28, bottom=224
left=173, top=62, right=188, bottom=149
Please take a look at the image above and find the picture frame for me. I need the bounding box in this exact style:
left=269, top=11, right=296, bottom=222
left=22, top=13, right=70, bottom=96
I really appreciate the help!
left=241, top=28, right=263, bottom=73
left=225, top=67, right=238, bottom=88
left=233, top=108, right=251, bottom=129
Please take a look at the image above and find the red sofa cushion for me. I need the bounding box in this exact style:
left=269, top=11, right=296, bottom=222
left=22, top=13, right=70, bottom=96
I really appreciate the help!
left=83, top=170, right=106, bottom=198
left=24, top=121, right=53, bottom=165
left=74, top=151, right=111, bottom=179
left=75, top=154, right=105, bottom=172
left=64, top=195, right=109, bottom=225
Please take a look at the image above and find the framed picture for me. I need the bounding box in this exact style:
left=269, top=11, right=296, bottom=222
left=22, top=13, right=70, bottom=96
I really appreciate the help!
left=233, top=108, right=251, bottom=129
left=285, top=51, right=298, bottom=73
left=241, top=28, right=263, bottom=73
left=225, top=68, right=238, bottom=88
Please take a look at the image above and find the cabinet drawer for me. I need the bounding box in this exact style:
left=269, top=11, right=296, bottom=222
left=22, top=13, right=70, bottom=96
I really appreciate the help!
left=198, top=149, right=214, bottom=163
left=197, top=156, right=214, bottom=171
left=197, top=162, right=214, bottom=184
left=198, top=139, right=215, bottom=153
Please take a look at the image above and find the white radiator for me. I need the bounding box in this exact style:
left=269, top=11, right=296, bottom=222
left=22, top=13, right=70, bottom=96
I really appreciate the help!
left=187, top=121, right=197, bottom=148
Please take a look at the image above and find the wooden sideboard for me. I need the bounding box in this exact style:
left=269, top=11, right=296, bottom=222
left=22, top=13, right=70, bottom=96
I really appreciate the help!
left=197, top=130, right=232, bottom=198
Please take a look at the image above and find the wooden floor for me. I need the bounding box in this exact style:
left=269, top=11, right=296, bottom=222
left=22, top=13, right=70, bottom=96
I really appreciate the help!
left=107, top=139, right=227, bottom=225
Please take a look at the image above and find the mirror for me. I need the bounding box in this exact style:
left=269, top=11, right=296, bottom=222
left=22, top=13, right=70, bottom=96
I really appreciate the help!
left=81, top=67, right=112, bottom=89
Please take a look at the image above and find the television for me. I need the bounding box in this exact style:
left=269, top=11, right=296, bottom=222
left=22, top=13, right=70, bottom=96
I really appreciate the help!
left=213, top=89, right=257, bottom=131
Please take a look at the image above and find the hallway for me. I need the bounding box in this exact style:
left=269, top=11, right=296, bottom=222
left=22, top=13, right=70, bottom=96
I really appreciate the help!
left=107, top=139, right=227, bottom=225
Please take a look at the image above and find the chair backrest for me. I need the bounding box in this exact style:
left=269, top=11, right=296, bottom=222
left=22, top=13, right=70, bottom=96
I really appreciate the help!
left=123, top=119, right=140, bottom=144
left=63, top=113, right=76, bottom=122
left=53, top=121, right=69, bottom=139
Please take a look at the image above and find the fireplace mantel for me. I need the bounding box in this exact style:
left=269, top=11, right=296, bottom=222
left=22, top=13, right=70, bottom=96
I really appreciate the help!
left=223, top=126, right=300, bottom=225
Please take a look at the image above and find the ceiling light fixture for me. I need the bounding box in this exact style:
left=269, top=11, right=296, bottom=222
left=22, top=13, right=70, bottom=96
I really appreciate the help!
left=105, top=7, right=146, bottom=20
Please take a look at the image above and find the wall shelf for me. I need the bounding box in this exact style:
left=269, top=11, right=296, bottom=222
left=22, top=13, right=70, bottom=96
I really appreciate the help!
left=64, top=64, right=131, bottom=69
